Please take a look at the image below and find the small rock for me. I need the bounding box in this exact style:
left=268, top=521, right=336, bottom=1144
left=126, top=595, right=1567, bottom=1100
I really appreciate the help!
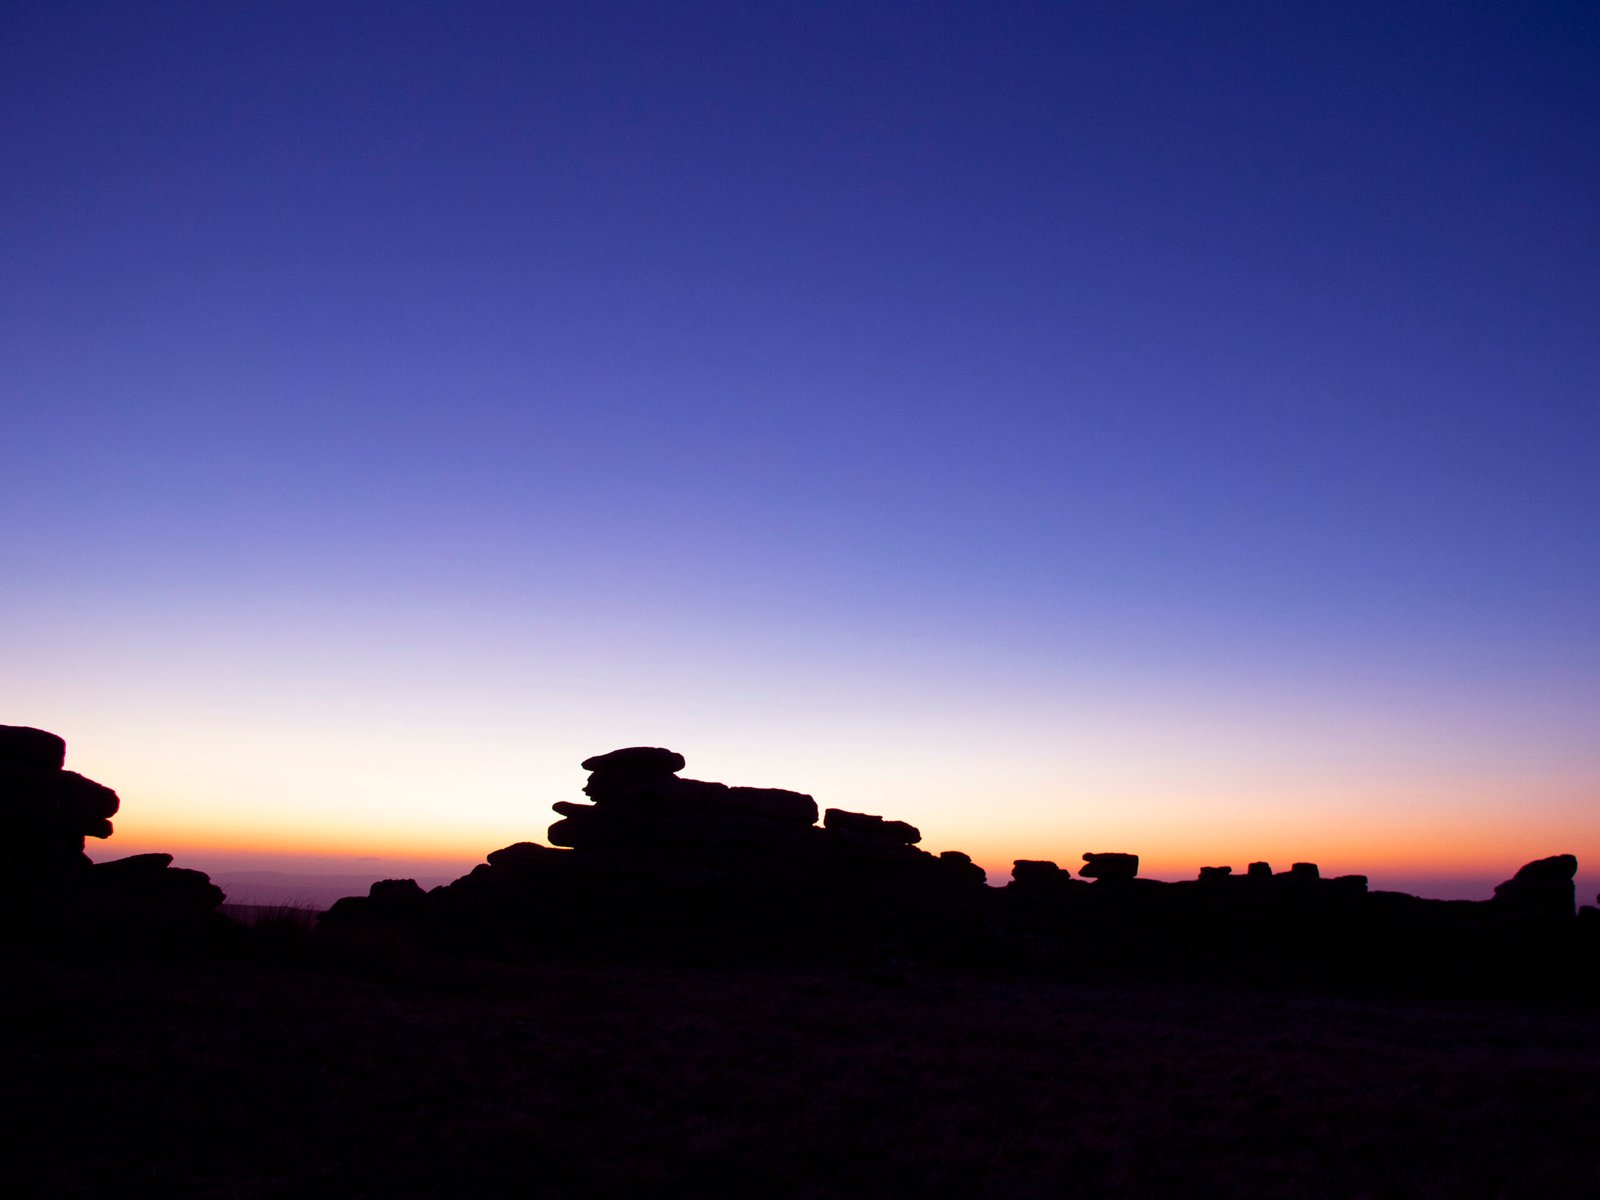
left=1011, top=859, right=1062, bottom=884
left=368, top=878, right=428, bottom=906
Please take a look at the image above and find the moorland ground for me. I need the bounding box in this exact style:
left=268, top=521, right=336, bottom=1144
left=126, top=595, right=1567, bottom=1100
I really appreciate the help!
left=6, top=931, right=1599, bottom=1199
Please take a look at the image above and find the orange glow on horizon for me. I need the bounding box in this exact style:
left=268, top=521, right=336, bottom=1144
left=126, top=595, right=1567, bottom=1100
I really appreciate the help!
left=102, top=819, right=515, bottom=864
left=100, top=817, right=1587, bottom=891
left=84, top=744, right=1593, bottom=899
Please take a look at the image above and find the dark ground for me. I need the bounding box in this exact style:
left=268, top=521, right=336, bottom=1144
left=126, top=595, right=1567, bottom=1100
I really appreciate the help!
left=6, top=930, right=1600, bottom=1199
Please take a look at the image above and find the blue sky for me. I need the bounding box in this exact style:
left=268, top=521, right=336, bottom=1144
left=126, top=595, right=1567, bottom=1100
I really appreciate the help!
left=4, top=2, right=1597, bottom=897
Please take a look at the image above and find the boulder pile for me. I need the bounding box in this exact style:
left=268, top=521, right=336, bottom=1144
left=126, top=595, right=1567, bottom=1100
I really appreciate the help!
left=0, top=723, right=224, bottom=941
left=548, top=746, right=820, bottom=854
left=0, top=725, right=118, bottom=879
left=1006, top=855, right=1372, bottom=901
left=326, top=746, right=988, bottom=958
left=319, top=740, right=1591, bottom=991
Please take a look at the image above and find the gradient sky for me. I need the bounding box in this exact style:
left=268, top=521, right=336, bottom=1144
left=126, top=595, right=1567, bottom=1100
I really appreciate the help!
left=5, top=2, right=1597, bottom=900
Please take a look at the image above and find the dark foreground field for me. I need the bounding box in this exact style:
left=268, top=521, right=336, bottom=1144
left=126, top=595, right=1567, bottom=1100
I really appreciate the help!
left=7, top=942, right=1600, bottom=1198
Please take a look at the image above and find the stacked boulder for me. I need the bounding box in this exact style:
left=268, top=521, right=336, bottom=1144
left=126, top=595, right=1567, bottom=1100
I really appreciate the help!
left=819, top=806, right=987, bottom=893
left=0, top=723, right=224, bottom=942
left=545, top=747, right=988, bottom=901
left=327, top=746, right=988, bottom=960
left=1005, top=852, right=1142, bottom=895
left=822, top=808, right=919, bottom=856
left=548, top=746, right=820, bottom=854
left=0, top=725, right=118, bottom=880
left=322, top=742, right=1592, bottom=991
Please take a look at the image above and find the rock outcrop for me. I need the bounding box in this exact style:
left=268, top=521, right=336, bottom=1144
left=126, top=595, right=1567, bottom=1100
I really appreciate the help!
left=549, top=747, right=820, bottom=853
left=1080, top=851, right=1139, bottom=881
left=325, top=746, right=987, bottom=960
left=0, top=725, right=67, bottom=770
left=1491, top=854, right=1577, bottom=917
left=1005, top=859, right=1087, bottom=899
left=316, top=739, right=1592, bottom=995
left=0, top=723, right=224, bottom=943
left=0, top=725, right=119, bottom=878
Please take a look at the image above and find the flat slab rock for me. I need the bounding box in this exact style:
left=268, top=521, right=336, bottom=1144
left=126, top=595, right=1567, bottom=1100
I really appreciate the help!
left=0, top=725, right=67, bottom=771
left=0, top=767, right=121, bottom=838
left=1080, top=852, right=1139, bottom=880
left=823, top=809, right=921, bottom=845
left=580, top=747, right=686, bottom=776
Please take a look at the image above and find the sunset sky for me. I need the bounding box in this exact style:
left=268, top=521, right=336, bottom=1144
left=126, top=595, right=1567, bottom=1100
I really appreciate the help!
left=5, top=2, right=1596, bottom=902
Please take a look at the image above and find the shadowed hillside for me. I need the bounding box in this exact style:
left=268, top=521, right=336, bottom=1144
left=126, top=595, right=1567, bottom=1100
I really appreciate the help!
left=9, top=954, right=1600, bottom=1197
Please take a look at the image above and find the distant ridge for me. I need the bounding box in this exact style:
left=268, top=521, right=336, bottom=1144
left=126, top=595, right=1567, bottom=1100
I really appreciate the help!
left=208, top=870, right=457, bottom=909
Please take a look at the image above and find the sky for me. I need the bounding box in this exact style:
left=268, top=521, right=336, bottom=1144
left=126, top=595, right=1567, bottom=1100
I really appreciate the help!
left=4, top=2, right=1597, bottom=902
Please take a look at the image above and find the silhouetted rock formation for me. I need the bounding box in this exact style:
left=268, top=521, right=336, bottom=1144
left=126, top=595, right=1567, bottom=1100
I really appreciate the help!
left=0, top=724, right=67, bottom=770
left=937, top=850, right=987, bottom=887
left=1010, top=859, right=1065, bottom=886
left=324, top=876, right=431, bottom=925
left=549, top=748, right=820, bottom=855
left=1081, top=851, right=1138, bottom=881
left=0, top=724, right=119, bottom=878
left=581, top=745, right=686, bottom=787
left=0, top=724, right=224, bottom=944
left=824, top=808, right=920, bottom=844
left=1005, top=859, right=1088, bottom=901
left=1491, top=854, right=1577, bottom=917
left=83, top=851, right=225, bottom=923
left=324, top=747, right=988, bottom=961
left=314, top=740, right=1599, bottom=997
